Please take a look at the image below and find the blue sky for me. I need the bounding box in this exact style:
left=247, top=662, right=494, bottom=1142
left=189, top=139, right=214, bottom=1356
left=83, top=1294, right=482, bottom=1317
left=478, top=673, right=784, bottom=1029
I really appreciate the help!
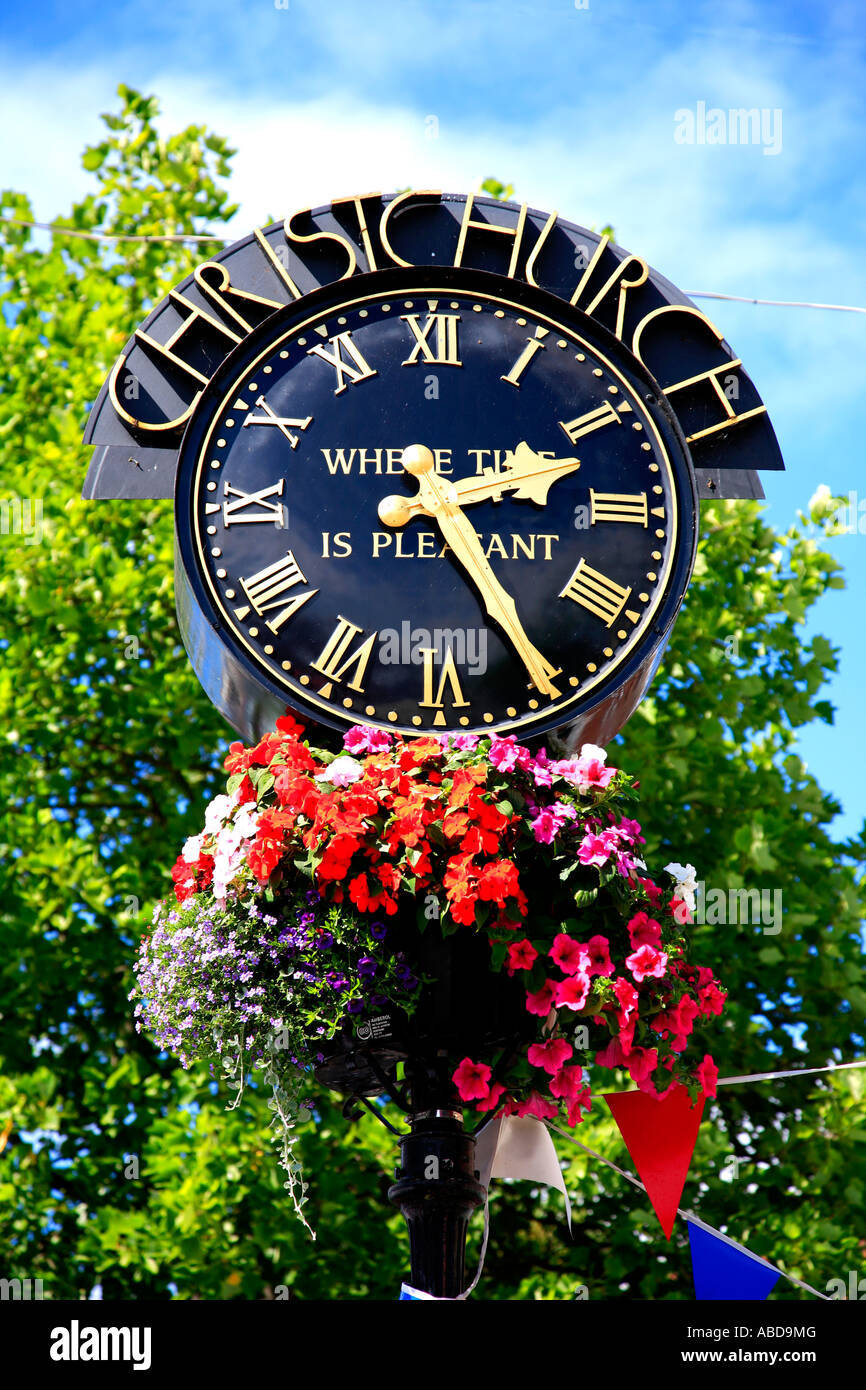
left=2, top=0, right=865, bottom=838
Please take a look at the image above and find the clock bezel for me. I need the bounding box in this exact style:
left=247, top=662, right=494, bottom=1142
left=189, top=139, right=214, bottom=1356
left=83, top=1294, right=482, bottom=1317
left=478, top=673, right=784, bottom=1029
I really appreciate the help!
left=174, top=264, right=699, bottom=743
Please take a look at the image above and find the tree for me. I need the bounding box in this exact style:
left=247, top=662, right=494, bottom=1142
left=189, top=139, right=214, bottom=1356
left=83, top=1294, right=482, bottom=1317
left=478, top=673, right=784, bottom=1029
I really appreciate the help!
left=0, top=88, right=862, bottom=1301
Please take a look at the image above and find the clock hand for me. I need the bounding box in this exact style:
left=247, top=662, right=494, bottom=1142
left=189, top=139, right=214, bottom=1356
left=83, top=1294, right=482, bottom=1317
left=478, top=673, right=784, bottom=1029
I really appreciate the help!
left=452, top=440, right=580, bottom=508
left=377, top=442, right=581, bottom=528
left=378, top=446, right=562, bottom=698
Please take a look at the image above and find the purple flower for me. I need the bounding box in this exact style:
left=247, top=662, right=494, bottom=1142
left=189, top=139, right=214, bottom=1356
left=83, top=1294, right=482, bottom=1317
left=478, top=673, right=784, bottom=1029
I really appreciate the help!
left=315, top=931, right=334, bottom=951
left=346, top=999, right=364, bottom=1013
left=326, top=971, right=349, bottom=992
left=357, top=956, right=377, bottom=979
left=370, top=921, right=387, bottom=940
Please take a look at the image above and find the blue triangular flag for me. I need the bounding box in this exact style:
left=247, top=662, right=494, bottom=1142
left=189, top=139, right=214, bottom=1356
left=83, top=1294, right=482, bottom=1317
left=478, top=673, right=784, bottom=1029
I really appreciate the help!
left=688, top=1220, right=781, bottom=1300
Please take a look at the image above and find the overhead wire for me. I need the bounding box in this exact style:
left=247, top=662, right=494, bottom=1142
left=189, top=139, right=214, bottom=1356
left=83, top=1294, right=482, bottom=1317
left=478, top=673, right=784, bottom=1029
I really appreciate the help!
left=2, top=217, right=864, bottom=316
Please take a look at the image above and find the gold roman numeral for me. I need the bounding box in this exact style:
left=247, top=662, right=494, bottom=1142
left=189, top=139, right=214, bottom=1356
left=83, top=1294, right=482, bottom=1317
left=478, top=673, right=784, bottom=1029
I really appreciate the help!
left=222, top=479, right=287, bottom=528
left=243, top=397, right=313, bottom=449
left=501, top=330, right=547, bottom=387
left=418, top=647, right=470, bottom=725
left=237, top=551, right=317, bottom=633
left=312, top=616, right=378, bottom=694
left=401, top=313, right=462, bottom=365
left=559, top=558, right=631, bottom=627
left=306, top=331, right=377, bottom=395
left=589, top=489, right=648, bottom=526
left=558, top=399, right=622, bottom=446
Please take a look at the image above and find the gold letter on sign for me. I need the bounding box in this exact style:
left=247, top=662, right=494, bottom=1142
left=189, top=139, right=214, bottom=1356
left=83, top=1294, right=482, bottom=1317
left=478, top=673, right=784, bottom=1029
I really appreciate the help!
left=108, top=281, right=244, bottom=433
left=379, top=190, right=442, bottom=268
left=453, top=194, right=528, bottom=278
left=631, top=305, right=767, bottom=443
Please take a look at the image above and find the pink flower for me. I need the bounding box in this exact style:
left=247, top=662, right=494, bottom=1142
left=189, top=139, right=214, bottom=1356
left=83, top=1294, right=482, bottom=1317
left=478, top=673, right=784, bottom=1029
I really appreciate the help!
left=612, top=976, right=639, bottom=1021
left=530, top=750, right=554, bottom=788
left=453, top=1057, right=492, bottom=1102
left=476, top=1081, right=506, bottom=1113
left=506, top=938, right=538, bottom=974
left=530, top=802, right=577, bottom=844
left=488, top=736, right=531, bottom=773
left=438, top=731, right=480, bottom=751
left=698, top=982, right=726, bottom=1016
left=316, top=755, right=364, bottom=787
left=670, top=896, right=691, bottom=925
left=595, top=1036, right=629, bottom=1069
left=577, top=832, right=614, bottom=868
left=627, top=911, right=662, bottom=949
left=550, top=744, right=617, bottom=791
left=697, top=1054, right=719, bottom=1098
left=626, top=943, right=668, bottom=983
left=516, top=1090, right=559, bottom=1120
left=525, top=980, right=557, bottom=1017
left=549, top=1063, right=586, bottom=1100
left=585, top=934, right=614, bottom=977
left=343, top=725, right=393, bottom=754
left=528, top=1038, right=573, bottom=1075
left=614, top=817, right=644, bottom=844
left=637, top=876, right=663, bottom=906
left=555, top=974, right=591, bottom=1011
left=638, top=1075, right=679, bottom=1100
left=624, top=1046, right=658, bottom=1086
left=549, top=933, right=589, bottom=976
left=566, top=1088, right=592, bottom=1126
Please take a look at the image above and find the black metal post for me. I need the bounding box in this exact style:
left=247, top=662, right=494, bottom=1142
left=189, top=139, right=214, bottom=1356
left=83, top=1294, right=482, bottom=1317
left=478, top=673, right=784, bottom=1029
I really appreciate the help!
left=388, top=1106, right=486, bottom=1298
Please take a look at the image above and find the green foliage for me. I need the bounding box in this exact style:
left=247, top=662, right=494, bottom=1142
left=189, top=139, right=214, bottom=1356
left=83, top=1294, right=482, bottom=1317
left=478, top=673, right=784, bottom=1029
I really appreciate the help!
left=0, top=92, right=863, bottom=1300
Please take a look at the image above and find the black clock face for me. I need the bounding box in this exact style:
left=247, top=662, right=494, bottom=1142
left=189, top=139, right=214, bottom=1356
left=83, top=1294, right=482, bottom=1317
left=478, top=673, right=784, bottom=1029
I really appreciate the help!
left=176, top=267, right=696, bottom=740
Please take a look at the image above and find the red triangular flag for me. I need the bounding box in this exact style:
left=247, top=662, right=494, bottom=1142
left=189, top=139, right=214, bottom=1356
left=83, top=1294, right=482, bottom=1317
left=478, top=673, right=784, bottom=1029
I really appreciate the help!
left=604, top=1085, right=705, bottom=1239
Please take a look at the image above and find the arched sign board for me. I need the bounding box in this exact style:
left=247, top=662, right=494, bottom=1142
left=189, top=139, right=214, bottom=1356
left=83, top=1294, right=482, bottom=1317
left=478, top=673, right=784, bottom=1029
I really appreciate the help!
left=82, top=192, right=783, bottom=749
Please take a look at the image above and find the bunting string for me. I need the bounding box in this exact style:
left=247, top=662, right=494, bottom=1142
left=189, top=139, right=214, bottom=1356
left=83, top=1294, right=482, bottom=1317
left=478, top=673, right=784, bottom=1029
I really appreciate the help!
left=545, top=1120, right=831, bottom=1299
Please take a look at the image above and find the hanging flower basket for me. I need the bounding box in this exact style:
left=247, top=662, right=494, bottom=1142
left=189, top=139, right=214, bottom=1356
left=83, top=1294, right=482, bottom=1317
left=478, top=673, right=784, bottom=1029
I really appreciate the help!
left=132, top=717, right=725, bottom=1231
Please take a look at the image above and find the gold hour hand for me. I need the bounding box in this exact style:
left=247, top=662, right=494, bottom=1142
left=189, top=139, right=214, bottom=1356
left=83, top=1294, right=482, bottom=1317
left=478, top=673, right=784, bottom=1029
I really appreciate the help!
left=378, top=446, right=561, bottom=698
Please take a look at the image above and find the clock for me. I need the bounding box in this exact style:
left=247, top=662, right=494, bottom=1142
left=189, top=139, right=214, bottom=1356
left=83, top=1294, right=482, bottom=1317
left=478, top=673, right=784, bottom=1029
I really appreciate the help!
left=174, top=265, right=698, bottom=745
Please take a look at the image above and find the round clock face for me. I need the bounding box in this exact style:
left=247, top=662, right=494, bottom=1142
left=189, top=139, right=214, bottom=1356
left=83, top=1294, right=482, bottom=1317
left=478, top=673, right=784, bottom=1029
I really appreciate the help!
left=176, top=267, right=696, bottom=740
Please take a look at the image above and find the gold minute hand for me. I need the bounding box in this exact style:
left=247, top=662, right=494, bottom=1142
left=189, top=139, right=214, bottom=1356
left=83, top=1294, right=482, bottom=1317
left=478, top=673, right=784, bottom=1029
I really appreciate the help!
left=376, top=439, right=585, bottom=524
left=452, top=440, right=580, bottom=508
left=378, top=446, right=562, bottom=698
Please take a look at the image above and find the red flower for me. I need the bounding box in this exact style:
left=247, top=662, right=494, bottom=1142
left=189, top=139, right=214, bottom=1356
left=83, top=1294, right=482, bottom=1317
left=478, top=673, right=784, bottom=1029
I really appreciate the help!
left=528, top=1038, right=573, bottom=1075
left=554, top=975, right=591, bottom=1011
left=624, top=1046, right=658, bottom=1086
left=565, top=1088, right=592, bottom=1126
left=549, top=933, right=589, bottom=976
left=477, top=859, right=521, bottom=908
left=627, top=911, right=662, bottom=949
left=453, top=1057, right=492, bottom=1102
left=526, top=980, right=557, bottom=1017
left=506, top=938, right=538, bottom=974
left=585, top=934, right=614, bottom=977
left=595, top=1036, right=629, bottom=1069
left=549, top=1063, right=585, bottom=1100
left=515, top=1091, right=558, bottom=1120
left=626, top=943, right=668, bottom=982
left=697, top=1054, right=719, bottom=1098
left=476, top=1081, right=506, bottom=1113
left=698, top=981, right=727, bottom=1017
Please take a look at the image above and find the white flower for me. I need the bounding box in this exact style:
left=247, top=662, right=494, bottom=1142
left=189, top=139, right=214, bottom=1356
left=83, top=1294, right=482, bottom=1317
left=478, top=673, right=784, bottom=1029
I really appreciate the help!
left=664, top=861, right=698, bottom=913
left=181, top=834, right=203, bottom=864
left=204, top=792, right=236, bottom=837
left=316, top=755, right=364, bottom=788
left=579, top=743, right=607, bottom=763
